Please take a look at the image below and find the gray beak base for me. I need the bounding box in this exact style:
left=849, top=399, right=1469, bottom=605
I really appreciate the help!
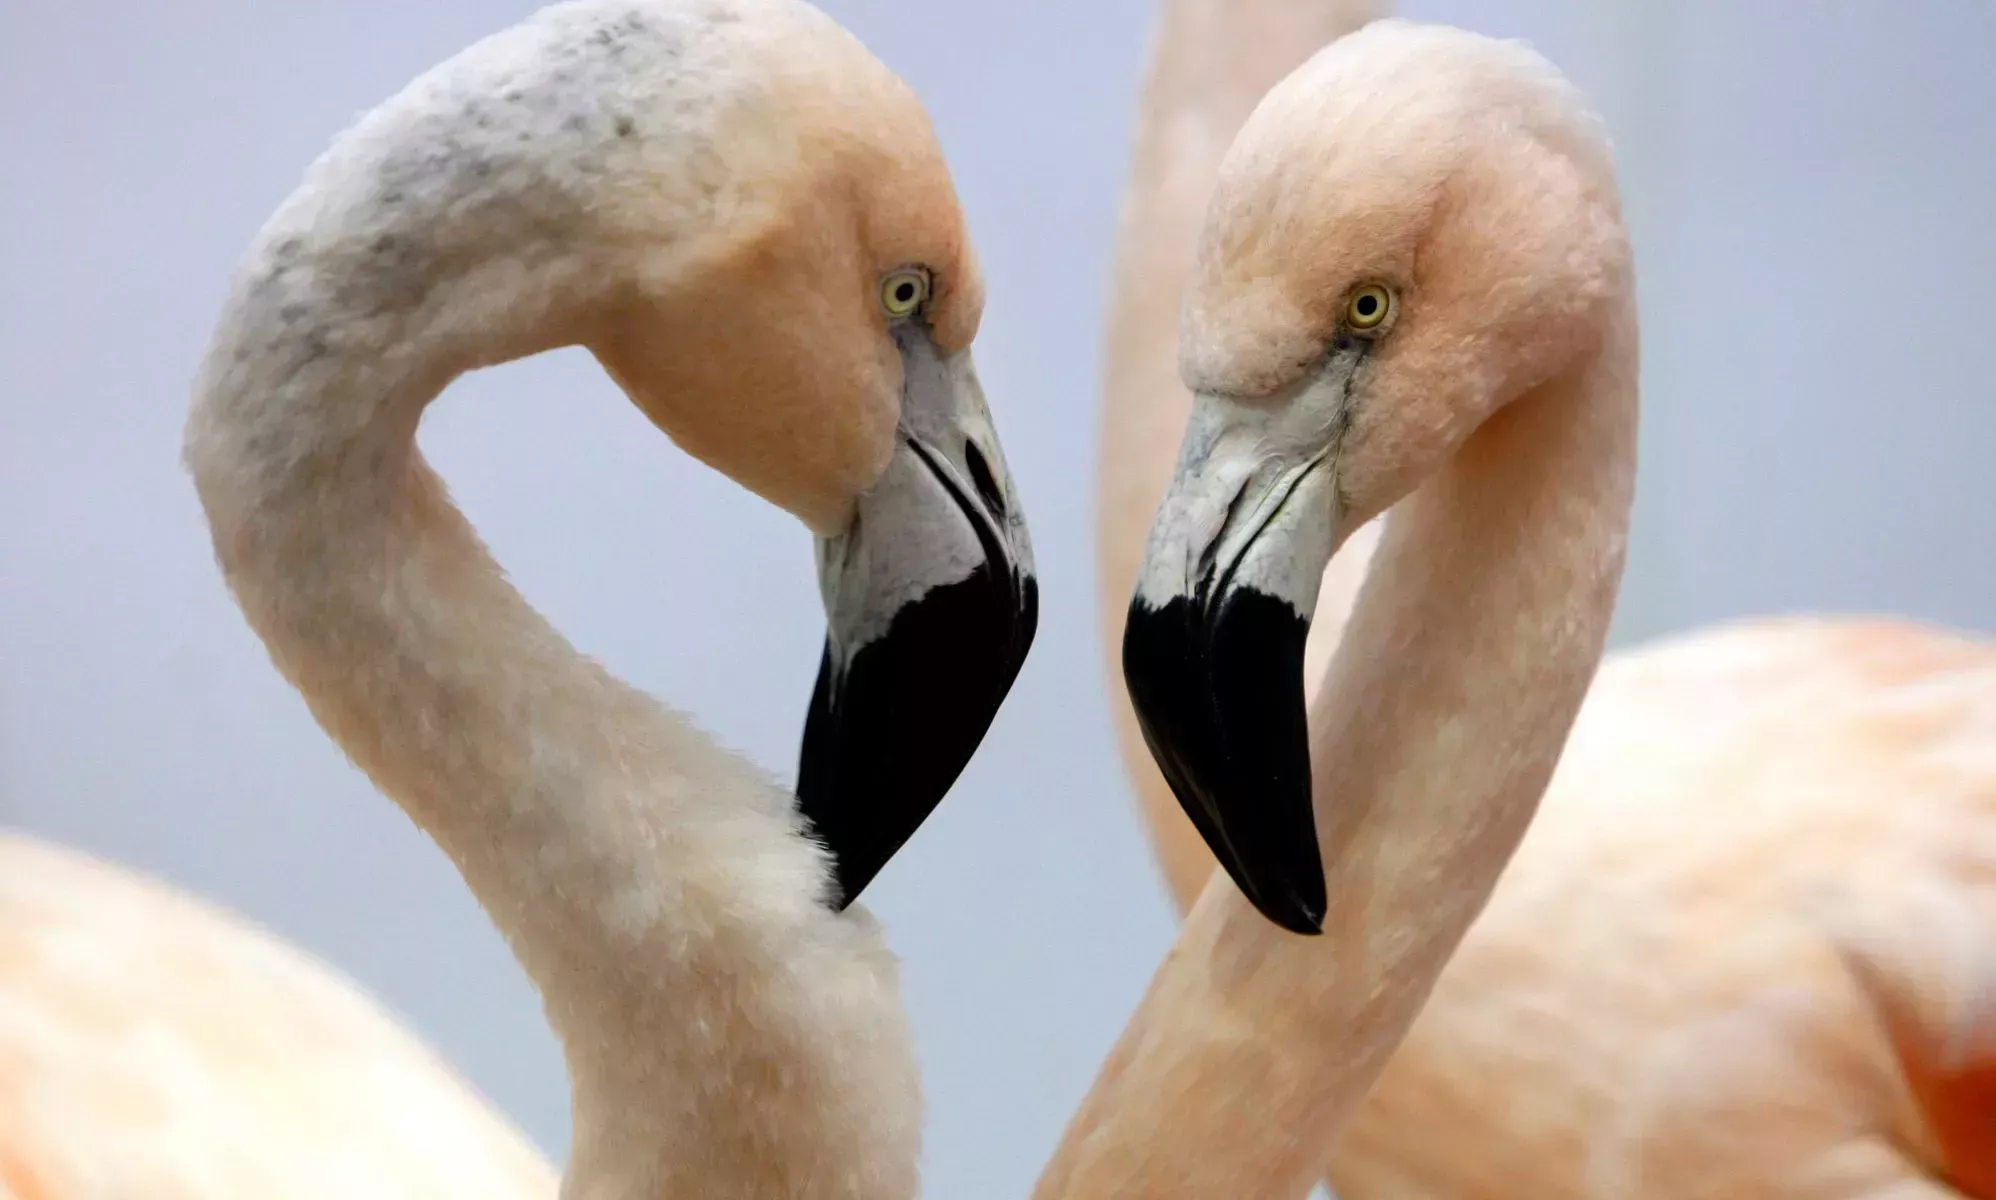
left=797, top=336, right=1036, bottom=908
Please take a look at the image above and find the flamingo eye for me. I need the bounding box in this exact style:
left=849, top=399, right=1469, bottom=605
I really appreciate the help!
left=1346, top=284, right=1393, bottom=332
left=880, top=269, right=929, bottom=319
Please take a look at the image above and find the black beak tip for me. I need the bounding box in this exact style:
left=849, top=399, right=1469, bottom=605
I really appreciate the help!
left=1257, top=890, right=1327, bottom=937
left=1201, top=830, right=1328, bottom=937
left=1122, top=588, right=1327, bottom=937
left=797, top=563, right=1036, bottom=909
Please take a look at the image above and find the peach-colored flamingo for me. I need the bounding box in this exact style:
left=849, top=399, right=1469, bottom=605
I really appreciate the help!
left=1039, top=21, right=1640, bottom=1193
left=0, top=833, right=556, bottom=1198
left=1, top=1, right=1037, bottom=1195
left=1073, top=13, right=1996, bottom=1200
left=1326, top=624, right=1996, bottom=1200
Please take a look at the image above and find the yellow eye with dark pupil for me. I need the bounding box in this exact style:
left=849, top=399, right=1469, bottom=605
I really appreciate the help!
left=1347, top=284, right=1392, bottom=330
left=880, top=269, right=928, bottom=318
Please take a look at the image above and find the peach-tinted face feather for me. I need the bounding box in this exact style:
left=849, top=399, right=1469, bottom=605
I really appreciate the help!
left=1182, top=21, right=1630, bottom=525
left=592, top=11, right=983, bottom=534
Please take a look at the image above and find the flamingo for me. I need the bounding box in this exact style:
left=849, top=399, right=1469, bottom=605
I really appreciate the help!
left=165, top=0, right=1035, bottom=1193
left=0, top=833, right=556, bottom=1197
left=1039, top=20, right=1638, bottom=1195
left=1069, top=14, right=1996, bottom=1199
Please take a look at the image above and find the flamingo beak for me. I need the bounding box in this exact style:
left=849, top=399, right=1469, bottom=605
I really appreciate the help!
left=799, top=332, right=1037, bottom=908
left=1121, top=378, right=1350, bottom=935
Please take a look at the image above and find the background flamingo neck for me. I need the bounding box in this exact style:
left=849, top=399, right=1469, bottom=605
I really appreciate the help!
left=1099, top=0, right=1390, bottom=912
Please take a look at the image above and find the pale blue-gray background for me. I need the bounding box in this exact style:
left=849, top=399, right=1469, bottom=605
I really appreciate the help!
left=3, top=2, right=1992, bottom=1195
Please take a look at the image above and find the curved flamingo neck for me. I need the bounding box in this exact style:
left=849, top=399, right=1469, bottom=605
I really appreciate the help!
left=1040, top=301, right=1638, bottom=1198
left=183, top=103, right=919, bottom=1200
